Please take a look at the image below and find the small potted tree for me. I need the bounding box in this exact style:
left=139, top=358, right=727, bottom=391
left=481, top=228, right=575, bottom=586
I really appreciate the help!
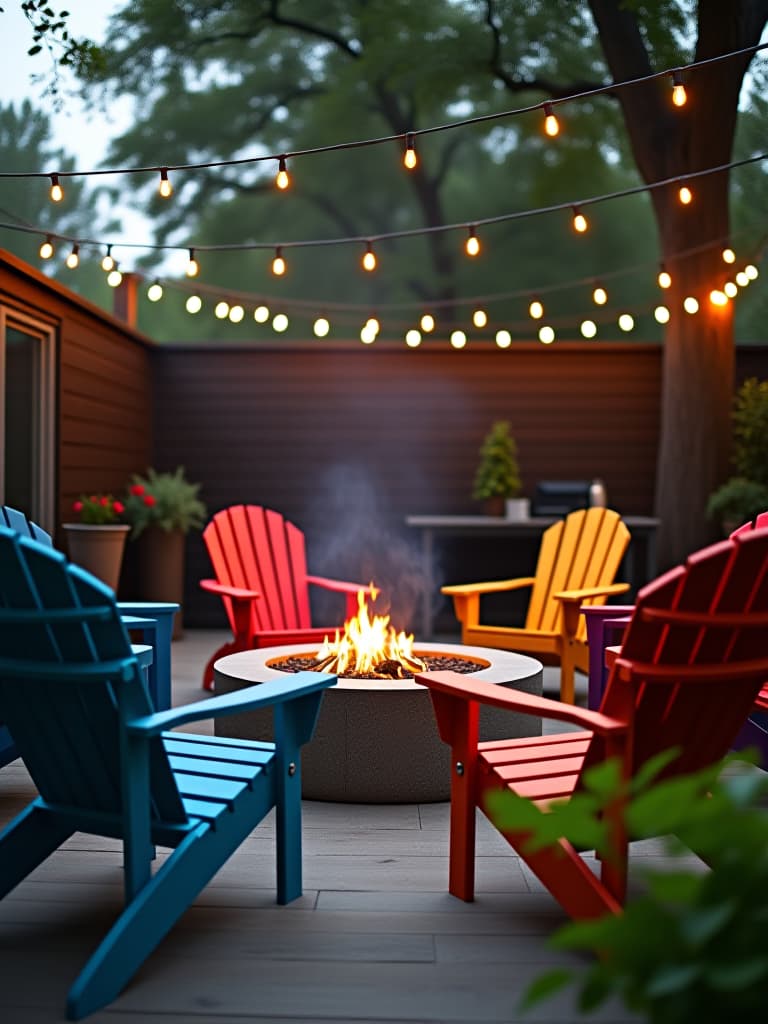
left=472, top=420, right=527, bottom=518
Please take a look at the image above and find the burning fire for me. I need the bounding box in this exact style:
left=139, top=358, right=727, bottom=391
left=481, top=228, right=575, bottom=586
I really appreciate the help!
left=313, top=584, right=426, bottom=678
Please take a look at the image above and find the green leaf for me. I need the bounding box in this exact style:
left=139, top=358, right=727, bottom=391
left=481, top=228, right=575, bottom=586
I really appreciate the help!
left=708, top=958, right=768, bottom=990
left=646, top=963, right=702, bottom=997
left=519, top=968, right=573, bottom=1009
left=679, top=902, right=736, bottom=946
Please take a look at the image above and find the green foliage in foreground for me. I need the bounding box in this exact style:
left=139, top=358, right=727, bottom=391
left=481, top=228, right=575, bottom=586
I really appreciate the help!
left=487, top=751, right=768, bottom=1022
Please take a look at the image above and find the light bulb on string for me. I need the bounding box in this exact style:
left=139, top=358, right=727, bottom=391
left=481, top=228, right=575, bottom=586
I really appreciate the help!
left=450, top=330, right=467, bottom=349
left=158, top=168, right=172, bottom=198
left=254, top=304, right=270, bottom=322
left=529, top=299, right=544, bottom=319
left=38, top=235, right=54, bottom=260
left=657, top=265, right=672, bottom=289
left=472, top=309, right=487, bottom=328
left=709, top=289, right=728, bottom=307
left=420, top=313, right=435, bottom=332
left=186, top=248, right=199, bottom=277
left=405, top=329, right=422, bottom=348
left=49, top=174, right=63, bottom=202
left=671, top=71, right=687, bottom=107
left=275, top=155, right=290, bottom=190
left=592, top=284, right=608, bottom=305
left=683, top=296, right=699, bottom=314
left=722, top=247, right=736, bottom=264
left=745, top=264, right=759, bottom=280
left=495, top=330, right=511, bottom=349
left=572, top=206, right=588, bottom=233
left=147, top=280, right=163, bottom=302
left=365, top=316, right=380, bottom=336
left=654, top=305, right=670, bottom=323
left=65, top=243, right=79, bottom=269
left=107, top=267, right=123, bottom=288
left=723, top=281, right=738, bottom=298
left=618, top=313, right=634, bottom=332
left=580, top=319, right=597, bottom=338
left=538, top=325, right=555, bottom=344
left=736, top=270, right=749, bottom=287
left=185, top=294, right=202, bottom=314
left=678, top=184, right=693, bottom=205
left=313, top=316, right=330, bottom=338
left=214, top=301, right=230, bottom=319
left=272, top=247, right=286, bottom=276
left=229, top=305, right=244, bottom=323
left=362, top=242, right=377, bottom=272
left=272, top=313, right=289, bottom=332
left=465, top=225, right=480, bottom=257
left=360, top=323, right=377, bottom=344
left=403, top=133, right=417, bottom=170
left=543, top=103, right=560, bottom=137
left=101, top=245, right=115, bottom=272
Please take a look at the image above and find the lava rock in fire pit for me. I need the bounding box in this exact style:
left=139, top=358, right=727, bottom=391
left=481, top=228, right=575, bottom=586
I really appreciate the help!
left=273, top=654, right=483, bottom=678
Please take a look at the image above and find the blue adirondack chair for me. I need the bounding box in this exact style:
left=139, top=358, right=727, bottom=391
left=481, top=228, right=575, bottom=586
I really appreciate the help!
left=0, top=506, right=178, bottom=767
left=0, top=527, right=336, bottom=1019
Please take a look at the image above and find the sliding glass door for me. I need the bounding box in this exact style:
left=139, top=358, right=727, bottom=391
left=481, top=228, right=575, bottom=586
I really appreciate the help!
left=0, top=307, right=55, bottom=531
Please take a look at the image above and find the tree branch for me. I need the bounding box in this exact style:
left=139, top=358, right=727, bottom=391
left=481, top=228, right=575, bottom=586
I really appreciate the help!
left=265, top=0, right=360, bottom=59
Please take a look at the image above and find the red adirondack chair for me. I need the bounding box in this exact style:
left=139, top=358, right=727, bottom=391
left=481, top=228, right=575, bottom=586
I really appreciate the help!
left=200, top=505, right=365, bottom=689
left=416, top=528, right=768, bottom=922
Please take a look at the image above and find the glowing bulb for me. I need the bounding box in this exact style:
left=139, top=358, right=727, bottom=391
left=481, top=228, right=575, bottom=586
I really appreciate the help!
left=272, top=248, right=286, bottom=276
left=723, top=281, right=738, bottom=298
left=186, top=295, right=202, bottom=314
left=49, top=174, right=63, bottom=202
left=709, top=289, right=728, bottom=307
left=538, top=325, right=555, bottom=344
left=736, top=271, right=749, bottom=287
left=403, top=134, right=417, bottom=170
left=159, top=168, right=172, bottom=198
left=543, top=103, right=560, bottom=137
left=495, top=330, right=511, bottom=348
left=107, top=269, right=123, bottom=287
left=472, top=309, right=487, bottom=328
left=671, top=73, right=687, bottom=107
left=745, top=264, right=759, bottom=280
left=65, top=244, right=80, bottom=269
left=420, top=313, right=435, bottom=332
left=722, top=247, right=736, bottom=264
left=254, top=304, right=270, bottom=322
left=529, top=299, right=544, bottom=319
left=678, top=185, right=693, bottom=205
left=147, top=280, right=163, bottom=302
left=658, top=267, right=672, bottom=289
left=101, top=247, right=114, bottom=272
left=365, top=316, right=380, bottom=335
left=272, top=313, right=289, bottom=332
left=362, top=243, right=377, bottom=271
left=313, top=317, right=330, bottom=338
left=465, top=226, right=480, bottom=257
left=215, top=301, right=230, bottom=319
left=405, top=329, right=422, bottom=348
left=275, top=155, right=291, bottom=190
left=360, top=325, right=377, bottom=344
left=683, top=296, right=699, bottom=314
left=618, top=313, right=634, bottom=332
left=450, top=330, right=467, bottom=349
left=186, top=249, right=199, bottom=277
left=572, top=207, right=588, bottom=233
left=580, top=319, right=597, bottom=339
left=654, top=304, right=670, bottom=323
left=592, top=286, right=607, bottom=305
left=229, top=304, right=244, bottom=323
left=38, top=236, right=54, bottom=260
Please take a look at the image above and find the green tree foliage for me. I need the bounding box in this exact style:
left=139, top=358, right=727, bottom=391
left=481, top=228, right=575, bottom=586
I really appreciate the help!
left=472, top=420, right=522, bottom=500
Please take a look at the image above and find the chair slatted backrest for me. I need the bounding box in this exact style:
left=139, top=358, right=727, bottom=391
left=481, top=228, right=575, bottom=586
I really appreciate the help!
left=202, top=505, right=312, bottom=633
left=0, top=529, right=186, bottom=823
left=525, top=508, right=630, bottom=640
left=1, top=504, right=52, bottom=545
left=583, top=528, right=768, bottom=782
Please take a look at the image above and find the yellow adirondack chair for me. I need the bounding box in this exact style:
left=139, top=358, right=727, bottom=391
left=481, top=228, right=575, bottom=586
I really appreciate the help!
left=441, top=507, right=631, bottom=703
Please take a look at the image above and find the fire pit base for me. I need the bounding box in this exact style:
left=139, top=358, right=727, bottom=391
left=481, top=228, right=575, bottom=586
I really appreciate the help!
left=213, top=642, right=543, bottom=803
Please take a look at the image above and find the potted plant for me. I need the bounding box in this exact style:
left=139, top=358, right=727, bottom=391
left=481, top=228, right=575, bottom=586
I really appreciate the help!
left=62, top=493, right=130, bottom=591
left=123, top=467, right=207, bottom=637
left=472, top=420, right=527, bottom=518
left=708, top=377, right=768, bottom=533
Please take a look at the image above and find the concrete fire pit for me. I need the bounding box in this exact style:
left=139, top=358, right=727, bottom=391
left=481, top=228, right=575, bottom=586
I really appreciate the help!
left=213, top=642, right=543, bottom=803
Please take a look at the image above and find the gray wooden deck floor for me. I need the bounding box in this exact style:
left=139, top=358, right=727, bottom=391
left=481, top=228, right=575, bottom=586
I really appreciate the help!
left=0, top=630, right=664, bottom=1023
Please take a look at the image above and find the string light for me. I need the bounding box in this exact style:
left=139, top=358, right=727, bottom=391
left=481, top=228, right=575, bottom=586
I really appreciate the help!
left=106, top=267, right=123, bottom=287
left=420, top=313, right=435, bottom=332
left=38, top=235, right=54, bottom=260
left=276, top=155, right=290, bottom=190
left=49, top=174, right=63, bottom=202
left=362, top=242, right=377, bottom=271
left=214, top=301, right=230, bottom=319
left=465, top=225, right=480, bottom=256
left=272, top=313, right=289, bottom=332
left=722, top=247, right=736, bottom=263
left=543, top=103, right=560, bottom=137
left=538, top=325, right=555, bottom=344
left=580, top=319, right=597, bottom=338
left=272, top=247, right=286, bottom=276
left=683, top=296, right=699, bottom=314
left=671, top=71, right=687, bottom=107
left=736, top=270, right=749, bottom=287
left=745, top=264, right=759, bottom=280
left=65, top=243, right=79, bottom=269
left=495, top=330, right=511, bottom=348
left=592, top=284, right=608, bottom=305
left=709, top=289, right=728, bottom=306
left=654, top=304, right=670, bottom=323
left=101, top=245, right=115, bottom=272
left=572, top=206, right=588, bottom=233
left=186, top=248, right=199, bottom=277
left=313, top=316, right=330, bottom=337
left=360, top=323, right=377, bottom=344
left=472, top=309, right=488, bottom=328
left=229, top=304, right=244, bottom=323
left=365, top=316, right=380, bottom=336
left=159, top=168, right=172, bottom=198
left=254, top=305, right=270, bottom=322
left=723, top=281, right=738, bottom=298
left=405, top=329, right=422, bottom=348
left=529, top=299, right=544, bottom=319
left=403, top=133, right=417, bottom=170
left=678, top=184, right=693, bottom=205
left=147, top=279, right=163, bottom=301
left=658, top=265, right=672, bottom=289
left=450, top=330, right=467, bottom=349
left=618, top=313, right=634, bottom=331
left=185, top=294, right=202, bottom=314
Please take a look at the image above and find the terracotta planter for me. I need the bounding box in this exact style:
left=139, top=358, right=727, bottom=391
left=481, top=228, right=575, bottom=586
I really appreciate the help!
left=483, top=496, right=506, bottom=517
left=62, top=524, right=130, bottom=592
left=136, top=527, right=186, bottom=638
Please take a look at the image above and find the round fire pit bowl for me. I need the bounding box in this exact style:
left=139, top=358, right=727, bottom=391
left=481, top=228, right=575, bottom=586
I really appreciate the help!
left=213, top=642, right=543, bottom=803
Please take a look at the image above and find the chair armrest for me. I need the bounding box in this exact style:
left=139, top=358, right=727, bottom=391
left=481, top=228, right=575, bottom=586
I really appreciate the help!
left=200, top=578, right=260, bottom=601
left=128, top=670, right=336, bottom=737
left=553, top=583, right=631, bottom=602
left=417, top=670, right=627, bottom=737
left=307, top=575, right=365, bottom=594
left=441, top=577, right=536, bottom=597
